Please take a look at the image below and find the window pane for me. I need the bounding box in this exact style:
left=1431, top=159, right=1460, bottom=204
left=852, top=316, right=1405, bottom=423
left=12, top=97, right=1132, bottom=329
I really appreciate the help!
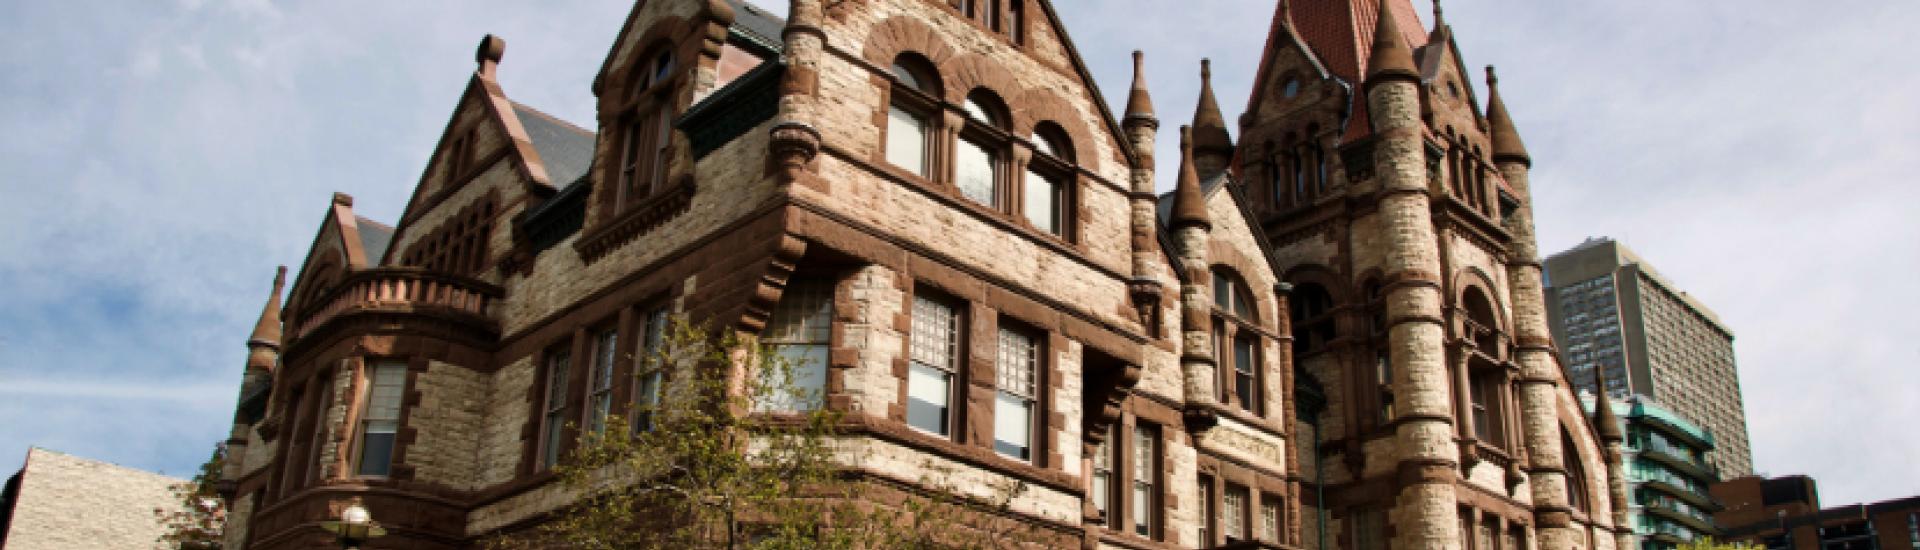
left=907, top=363, right=951, bottom=435
left=957, top=138, right=997, bottom=206
left=1235, top=337, right=1256, bottom=410
left=587, top=329, right=617, bottom=433
left=910, top=296, right=956, bottom=372
left=890, top=64, right=921, bottom=91
left=1261, top=499, right=1280, bottom=541
left=886, top=106, right=928, bottom=177
left=1023, top=169, right=1059, bottom=234
left=761, top=344, right=828, bottom=411
left=1225, top=485, right=1247, bottom=539
left=996, top=328, right=1037, bottom=398
left=994, top=393, right=1032, bottom=459
left=1132, top=424, right=1157, bottom=537
left=355, top=428, right=395, bottom=477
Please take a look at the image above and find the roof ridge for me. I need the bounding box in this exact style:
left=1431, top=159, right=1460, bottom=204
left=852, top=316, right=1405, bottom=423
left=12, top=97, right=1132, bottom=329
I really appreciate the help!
left=509, top=100, right=594, bottom=137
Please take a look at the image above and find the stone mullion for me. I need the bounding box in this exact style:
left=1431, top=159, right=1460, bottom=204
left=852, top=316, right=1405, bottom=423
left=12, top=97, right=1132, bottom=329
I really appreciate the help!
left=1368, top=70, right=1462, bottom=548
left=1453, top=342, right=1478, bottom=458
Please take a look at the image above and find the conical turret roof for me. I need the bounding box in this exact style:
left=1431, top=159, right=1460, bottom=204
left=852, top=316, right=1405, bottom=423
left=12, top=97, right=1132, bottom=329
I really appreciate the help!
left=1124, top=51, right=1157, bottom=124
left=1485, top=66, right=1531, bottom=166
left=1192, top=59, right=1232, bottom=158
left=1169, top=126, right=1212, bottom=231
left=1592, top=369, right=1625, bottom=443
left=248, top=266, right=287, bottom=350
left=1365, top=0, right=1418, bottom=85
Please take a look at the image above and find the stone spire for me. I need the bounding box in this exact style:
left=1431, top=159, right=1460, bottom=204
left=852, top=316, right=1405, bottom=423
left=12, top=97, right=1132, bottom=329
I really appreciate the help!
left=1485, top=66, right=1532, bottom=167
left=1591, top=369, right=1624, bottom=443
left=1191, top=59, right=1233, bottom=179
left=1365, top=0, right=1419, bottom=85
left=1170, top=126, right=1212, bottom=231
left=247, top=266, right=287, bottom=355
left=1123, top=51, right=1158, bottom=130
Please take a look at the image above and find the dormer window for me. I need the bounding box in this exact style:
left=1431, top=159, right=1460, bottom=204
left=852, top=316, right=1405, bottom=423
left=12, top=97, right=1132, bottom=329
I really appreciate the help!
left=610, top=46, right=678, bottom=213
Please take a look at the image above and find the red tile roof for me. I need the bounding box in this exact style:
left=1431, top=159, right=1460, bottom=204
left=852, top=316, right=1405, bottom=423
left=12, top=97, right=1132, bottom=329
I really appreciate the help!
left=1248, top=0, right=1429, bottom=143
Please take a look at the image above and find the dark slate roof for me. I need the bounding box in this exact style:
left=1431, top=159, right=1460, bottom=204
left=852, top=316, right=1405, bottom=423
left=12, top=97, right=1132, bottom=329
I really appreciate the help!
left=726, top=0, right=787, bottom=53
left=511, top=102, right=597, bottom=188
left=1154, top=172, right=1232, bottom=227
left=355, top=216, right=394, bottom=267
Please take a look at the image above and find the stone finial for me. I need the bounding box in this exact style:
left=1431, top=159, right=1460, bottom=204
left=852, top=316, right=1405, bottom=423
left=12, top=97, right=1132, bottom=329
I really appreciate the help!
left=1191, top=59, right=1233, bottom=173
left=1485, top=66, right=1532, bottom=167
left=332, top=192, right=354, bottom=208
left=1124, top=51, right=1158, bottom=126
left=1591, top=369, right=1624, bottom=443
left=477, top=34, right=505, bottom=78
left=1432, top=0, right=1445, bottom=26
left=1365, top=0, right=1419, bottom=85
left=1170, top=126, right=1212, bottom=231
left=248, top=266, right=288, bottom=352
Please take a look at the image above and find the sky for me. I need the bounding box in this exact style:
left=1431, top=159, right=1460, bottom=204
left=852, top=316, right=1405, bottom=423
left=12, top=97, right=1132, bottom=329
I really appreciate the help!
left=1, top=0, right=1914, bottom=506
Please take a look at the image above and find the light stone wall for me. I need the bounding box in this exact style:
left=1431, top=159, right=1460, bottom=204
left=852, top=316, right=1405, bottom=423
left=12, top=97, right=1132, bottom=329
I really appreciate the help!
left=318, top=364, right=352, bottom=479
left=3, top=448, right=183, bottom=550
left=406, top=360, right=490, bottom=490
left=240, top=427, right=275, bottom=475
left=474, top=355, right=535, bottom=487
left=841, top=264, right=906, bottom=417
left=1053, top=339, right=1084, bottom=477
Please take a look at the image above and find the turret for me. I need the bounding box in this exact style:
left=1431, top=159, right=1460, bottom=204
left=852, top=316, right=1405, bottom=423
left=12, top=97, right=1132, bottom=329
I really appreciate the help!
left=221, top=266, right=285, bottom=496
left=1364, top=0, right=1419, bottom=90
left=1591, top=371, right=1624, bottom=445
left=769, top=0, right=825, bottom=181
left=1594, top=369, right=1636, bottom=550
left=1360, top=2, right=1464, bottom=547
left=1123, top=51, right=1165, bottom=336
left=1172, top=126, right=1218, bottom=432
left=1486, top=66, right=1532, bottom=168
left=1191, top=59, right=1233, bottom=181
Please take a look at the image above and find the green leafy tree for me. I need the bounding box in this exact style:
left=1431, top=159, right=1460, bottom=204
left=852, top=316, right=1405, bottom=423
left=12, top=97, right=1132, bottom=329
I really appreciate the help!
left=487, top=318, right=1057, bottom=550
left=154, top=443, right=226, bottom=550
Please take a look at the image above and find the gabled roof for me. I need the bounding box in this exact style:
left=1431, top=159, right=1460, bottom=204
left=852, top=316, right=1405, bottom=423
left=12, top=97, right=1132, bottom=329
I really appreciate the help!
left=1246, top=0, right=1428, bottom=143
left=287, top=194, right=389, bottom=312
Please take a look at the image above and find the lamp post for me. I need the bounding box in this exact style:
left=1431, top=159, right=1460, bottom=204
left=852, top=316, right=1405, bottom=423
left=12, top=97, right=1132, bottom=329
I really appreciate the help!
left=319, top=502, right=387, bottom=549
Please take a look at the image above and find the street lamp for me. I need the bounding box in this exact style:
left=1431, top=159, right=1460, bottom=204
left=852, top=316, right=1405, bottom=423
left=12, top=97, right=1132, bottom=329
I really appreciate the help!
left=319, top=502, right=387, bottom=549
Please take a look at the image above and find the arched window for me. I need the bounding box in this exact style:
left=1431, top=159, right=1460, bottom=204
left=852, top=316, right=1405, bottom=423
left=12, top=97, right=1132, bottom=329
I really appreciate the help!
left=1462, top=287, right=1499, bottom=351
left=885, top=54, right=939, bottom=178
left=1211, top=268, right=1262, bottom=414
left=1564, top=430, right=1592, bottom=514
left=956, top=89, right=1010, bottom=207
left=1212, top=268, right=1255, bottom=320
left=1289, top=282, right=1336, bottom=355
left=611, top=46, right=678, bottom=213
left=1024, top=122, right=1074, bottom=236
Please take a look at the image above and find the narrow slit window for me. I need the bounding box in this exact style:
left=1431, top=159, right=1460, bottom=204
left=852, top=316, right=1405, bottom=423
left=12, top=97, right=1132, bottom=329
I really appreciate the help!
left=1131, top=423, right=1159, bottom=538
left=538, top=350, right=571, bottom=470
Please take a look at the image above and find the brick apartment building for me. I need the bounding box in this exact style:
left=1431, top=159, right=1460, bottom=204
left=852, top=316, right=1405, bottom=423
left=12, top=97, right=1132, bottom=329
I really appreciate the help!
left=215, top=0, right=1631, bottom=548
left=1713, top=476, right=1920, bottom=550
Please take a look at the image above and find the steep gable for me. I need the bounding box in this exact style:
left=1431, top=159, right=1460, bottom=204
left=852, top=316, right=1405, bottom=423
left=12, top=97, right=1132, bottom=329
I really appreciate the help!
left=286, top=194, right=386, bottom=315
left=1244, top=0, right=1429, bottom=143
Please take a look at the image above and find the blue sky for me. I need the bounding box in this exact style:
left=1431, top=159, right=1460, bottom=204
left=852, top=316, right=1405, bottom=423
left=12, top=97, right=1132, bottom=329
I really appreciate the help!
left=2, top=0, right=1915, bottom=505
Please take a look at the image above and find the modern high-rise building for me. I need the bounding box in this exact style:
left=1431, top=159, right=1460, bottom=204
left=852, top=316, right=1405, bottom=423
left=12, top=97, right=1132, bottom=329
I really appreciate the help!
left=1584, top=393, right=1724, bottom=550
left=1544, top=238, right=1754, bottom=478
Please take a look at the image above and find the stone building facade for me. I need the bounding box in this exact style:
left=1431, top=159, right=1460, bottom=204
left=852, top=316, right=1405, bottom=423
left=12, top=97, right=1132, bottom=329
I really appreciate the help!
left=1543, top=237, right=1753, bottom=478
left=0, top=447, right=186, bottom=550
left=215, top=0, right=1628, bottom=548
